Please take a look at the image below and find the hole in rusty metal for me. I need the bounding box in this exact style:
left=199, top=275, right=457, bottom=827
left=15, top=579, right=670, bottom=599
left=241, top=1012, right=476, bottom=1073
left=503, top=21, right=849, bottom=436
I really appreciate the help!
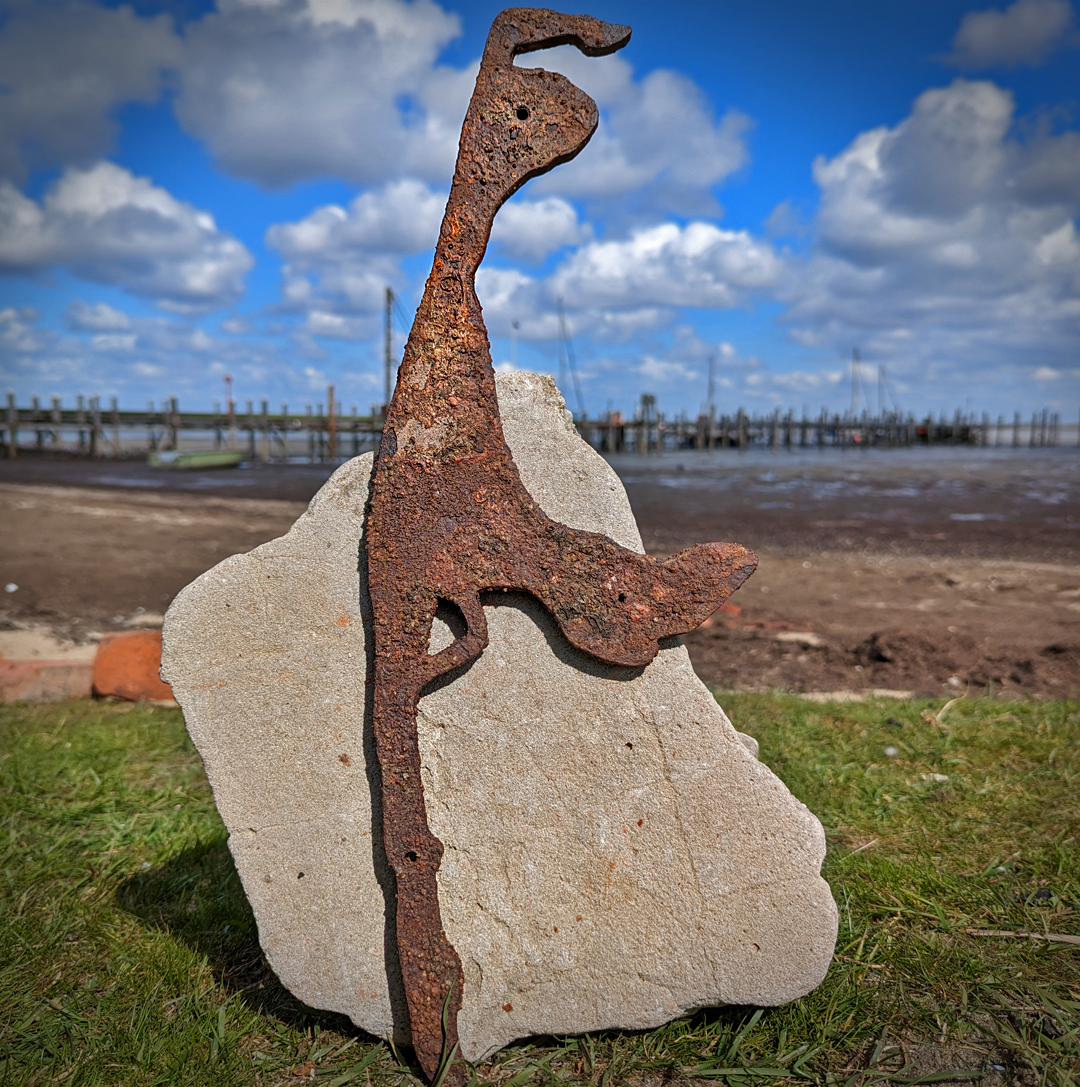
left=405, top=851, right=418, bottom=862
left=516, top=106, right=530, bottom=120
left=618, top=592, right=627, bottom=602
left=430, top=598, right=467, bottom=654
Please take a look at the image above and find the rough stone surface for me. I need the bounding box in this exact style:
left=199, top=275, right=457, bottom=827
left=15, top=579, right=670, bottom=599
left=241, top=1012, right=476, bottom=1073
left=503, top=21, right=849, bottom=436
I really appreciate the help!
left=162, top=372, right=837, bottom=1063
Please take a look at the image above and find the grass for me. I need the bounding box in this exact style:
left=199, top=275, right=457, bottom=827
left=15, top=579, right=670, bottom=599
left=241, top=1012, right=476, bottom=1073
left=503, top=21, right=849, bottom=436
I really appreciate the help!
left=1, top=694, right=1077, bottom=1087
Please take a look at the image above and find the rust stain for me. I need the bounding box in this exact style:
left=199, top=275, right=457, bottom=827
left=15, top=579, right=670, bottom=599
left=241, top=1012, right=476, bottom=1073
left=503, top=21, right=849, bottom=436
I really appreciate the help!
left=364, top=8, right=756, bottom=1083
left=338, top=753, right=351, bottom=767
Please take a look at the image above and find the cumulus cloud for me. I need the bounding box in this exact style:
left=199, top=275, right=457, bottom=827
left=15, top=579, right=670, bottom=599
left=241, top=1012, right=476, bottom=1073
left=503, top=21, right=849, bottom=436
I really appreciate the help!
left=469, top=221, right=783, bottom=396
left=469, top=220, right=780, bottom=356
left=174, top=0, right=749, bottom=210
left=0, top=2, right=181, bottom=182
left=943, top=0, right=1075, bottom=69
left=266, top=178, right=443, bottom=333
left=550, top=221, right=781, bottom=309
left=526, top=46, right=751, bottom=214
left=782, top=78, right=1080, bottom=385
left=490, top=197, right=587, bottom=262
left=66, top=300, right=133, bottom=332
left=1, top=302, right=384, bottom=405
left=174, top=0, right=470, bottom=187
left=0, top=305, right=48, bottom=356
left=637, top=356, right=698, bottom=382
left=0, top=162, right=253, bottom=310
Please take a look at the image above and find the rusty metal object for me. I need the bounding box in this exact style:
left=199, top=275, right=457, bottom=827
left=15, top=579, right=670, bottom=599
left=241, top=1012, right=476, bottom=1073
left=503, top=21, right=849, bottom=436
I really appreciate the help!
left=365, top=8, right=757, bottom=1082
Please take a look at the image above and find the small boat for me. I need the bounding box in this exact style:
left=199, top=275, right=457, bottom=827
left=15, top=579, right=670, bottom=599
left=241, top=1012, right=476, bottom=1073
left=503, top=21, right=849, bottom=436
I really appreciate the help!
left=149, top=449, right=245, bottom=470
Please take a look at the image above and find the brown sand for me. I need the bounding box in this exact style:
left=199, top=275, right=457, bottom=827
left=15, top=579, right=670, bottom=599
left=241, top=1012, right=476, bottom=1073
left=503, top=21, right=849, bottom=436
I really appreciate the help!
left=1, top=446, right=1077, bottom=699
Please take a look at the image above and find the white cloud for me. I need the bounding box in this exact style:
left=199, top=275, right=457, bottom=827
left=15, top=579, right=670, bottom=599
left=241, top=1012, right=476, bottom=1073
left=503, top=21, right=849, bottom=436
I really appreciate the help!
left=638, top=356, right=698, bottom=382
left=66, top=300, right=133, bottom=332
left=550, top=221, right=781, bottom=309
left=268, top=178, right=443, bottom=259
left=174, top=0, right=470, bottom=187
left=92, top=333, right=137, bottom=352
left=0, top=306, right=47, bottom=355
left=781, top=78, right=1080, bottom=385
left=490, top=197, right=587, bottom=262
left=172, top=1, right=748, bottom=210
left=0, top=304, right=385, bottom=406
left=0, top=2, right=181, bottom=181
left=526, top=46, right=751, bottom=213
left=0, top=162, right=253, bottom=310
left=943, top=0, right=1075, bottom=69
left=267, top=178, right=442, bottom=328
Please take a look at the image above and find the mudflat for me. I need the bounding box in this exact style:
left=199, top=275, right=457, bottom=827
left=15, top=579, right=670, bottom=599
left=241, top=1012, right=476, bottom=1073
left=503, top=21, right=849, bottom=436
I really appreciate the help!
left=1, top=446, right=1077, bottom=698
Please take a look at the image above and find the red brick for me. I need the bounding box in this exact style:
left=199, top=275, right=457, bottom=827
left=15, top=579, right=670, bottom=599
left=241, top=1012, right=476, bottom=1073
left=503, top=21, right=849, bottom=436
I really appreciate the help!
left=0, top=660, right=93, bottom=702
left=93, top=630, right=175, bottom=703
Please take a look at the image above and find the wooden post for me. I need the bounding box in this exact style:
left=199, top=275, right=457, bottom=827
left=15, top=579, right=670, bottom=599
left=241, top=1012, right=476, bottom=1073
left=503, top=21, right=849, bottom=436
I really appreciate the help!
left=327, top=385, right=337, bottom=462
left=1013, top=411, right=1020, bottom=448
left=737, top=407, right=747, bottom=452
left=89, top=395, right=100, bottom=457
left=76, top=394, right=87, bottom=453
left=261, top=399, right=270, bottom=462
left=169, top=397, right=179, bottom=450
left=6, top=391, right=16, bottom=458
left=51, top=396, right=61, bottom=449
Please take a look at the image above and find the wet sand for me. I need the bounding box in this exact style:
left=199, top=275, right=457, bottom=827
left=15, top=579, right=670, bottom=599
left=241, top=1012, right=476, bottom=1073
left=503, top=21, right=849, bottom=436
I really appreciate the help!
left=1, top=447, right=1077, bottom=698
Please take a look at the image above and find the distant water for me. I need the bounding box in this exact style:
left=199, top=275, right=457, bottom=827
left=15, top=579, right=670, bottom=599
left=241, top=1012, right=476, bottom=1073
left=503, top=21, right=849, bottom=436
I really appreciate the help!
left=1, top=446, right=1076, bottom=526
left=606, top=447, right=1079, bottom=522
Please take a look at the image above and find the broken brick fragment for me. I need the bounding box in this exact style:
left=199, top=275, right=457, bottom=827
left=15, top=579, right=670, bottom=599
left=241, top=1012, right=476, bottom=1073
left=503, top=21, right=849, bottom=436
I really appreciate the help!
left=93, top=630, right=174, bottom=703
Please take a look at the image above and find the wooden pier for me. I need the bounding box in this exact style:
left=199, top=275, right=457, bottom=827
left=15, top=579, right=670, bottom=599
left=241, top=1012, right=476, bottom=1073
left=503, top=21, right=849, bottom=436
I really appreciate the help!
left=1, top=390, right=1073, bottom=462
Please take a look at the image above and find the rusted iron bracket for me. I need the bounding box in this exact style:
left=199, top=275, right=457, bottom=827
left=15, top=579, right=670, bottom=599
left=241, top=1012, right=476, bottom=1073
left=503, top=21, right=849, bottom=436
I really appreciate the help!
left=365, top=8, right=757, bottom=1082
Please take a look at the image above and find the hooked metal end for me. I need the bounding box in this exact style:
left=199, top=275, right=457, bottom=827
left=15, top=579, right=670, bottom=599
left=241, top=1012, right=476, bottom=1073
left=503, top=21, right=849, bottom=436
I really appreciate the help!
left=484, top=7, right=631, bottom=67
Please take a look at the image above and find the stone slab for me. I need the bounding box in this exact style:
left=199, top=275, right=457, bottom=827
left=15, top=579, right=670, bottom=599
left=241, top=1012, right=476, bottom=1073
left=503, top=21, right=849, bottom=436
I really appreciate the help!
left=162, top=372, right=837, bottom=1062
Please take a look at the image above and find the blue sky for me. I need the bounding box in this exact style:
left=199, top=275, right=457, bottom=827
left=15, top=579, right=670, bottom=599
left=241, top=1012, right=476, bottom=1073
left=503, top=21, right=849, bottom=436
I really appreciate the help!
left=1, top=0, right=1078, bottom=420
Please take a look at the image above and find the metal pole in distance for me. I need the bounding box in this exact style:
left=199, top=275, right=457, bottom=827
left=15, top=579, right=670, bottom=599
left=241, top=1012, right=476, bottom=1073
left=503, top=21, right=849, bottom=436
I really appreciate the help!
left=384, top=287, right=393, bottom=417
left=556, top=298, right=586, bottom=420
left=707, top=356, right=716, bottom=451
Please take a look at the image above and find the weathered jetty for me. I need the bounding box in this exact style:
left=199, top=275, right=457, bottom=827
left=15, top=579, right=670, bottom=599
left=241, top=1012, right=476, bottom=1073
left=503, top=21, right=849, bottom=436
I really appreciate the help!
left=1, top=390, right=1073, bottom=462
